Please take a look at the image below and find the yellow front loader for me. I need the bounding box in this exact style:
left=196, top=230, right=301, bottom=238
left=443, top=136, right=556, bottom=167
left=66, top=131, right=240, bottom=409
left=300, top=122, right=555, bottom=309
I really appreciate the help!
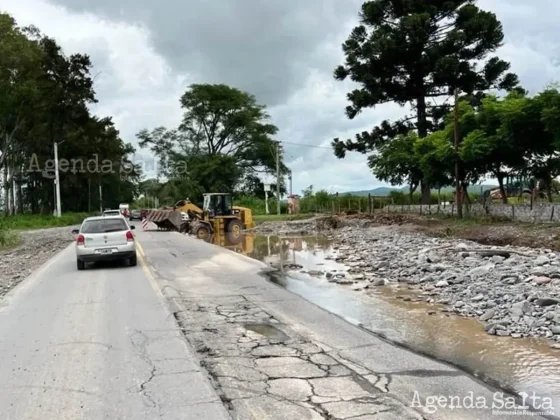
left=174, top=193, right=255, bottom=243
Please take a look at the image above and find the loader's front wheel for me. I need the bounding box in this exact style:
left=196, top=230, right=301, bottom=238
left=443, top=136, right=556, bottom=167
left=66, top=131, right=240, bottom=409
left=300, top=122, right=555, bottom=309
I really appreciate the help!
left=226, top=219, right=243, bottom=244
left=194, top=224, right=211, bottom=241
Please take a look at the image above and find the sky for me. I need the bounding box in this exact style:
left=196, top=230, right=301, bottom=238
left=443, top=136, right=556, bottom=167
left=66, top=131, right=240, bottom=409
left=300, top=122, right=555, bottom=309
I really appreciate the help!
left=2, top=0, right=560, bottom=196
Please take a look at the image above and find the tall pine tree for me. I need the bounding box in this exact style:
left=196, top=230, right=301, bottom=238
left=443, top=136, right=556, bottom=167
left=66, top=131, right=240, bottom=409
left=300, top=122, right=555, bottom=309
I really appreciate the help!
left=333, top=0, right=518, bottom=202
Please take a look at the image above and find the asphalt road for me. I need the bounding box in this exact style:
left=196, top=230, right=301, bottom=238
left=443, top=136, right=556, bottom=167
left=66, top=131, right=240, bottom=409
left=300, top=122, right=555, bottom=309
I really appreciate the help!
left=0, top=235, right=230, bottom=420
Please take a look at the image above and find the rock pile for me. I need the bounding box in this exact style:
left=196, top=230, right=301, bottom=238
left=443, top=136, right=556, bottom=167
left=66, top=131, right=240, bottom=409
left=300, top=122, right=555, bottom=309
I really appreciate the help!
left=326, top=226, right=560, bottom=344
left=252, top=216, right=327, bottom=236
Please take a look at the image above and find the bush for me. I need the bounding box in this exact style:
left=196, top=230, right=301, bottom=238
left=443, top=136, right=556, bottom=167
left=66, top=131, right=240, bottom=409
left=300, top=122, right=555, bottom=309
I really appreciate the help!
left=234, top=195, right=287, bottom=215
left=0, top=229, right=20, bottom=249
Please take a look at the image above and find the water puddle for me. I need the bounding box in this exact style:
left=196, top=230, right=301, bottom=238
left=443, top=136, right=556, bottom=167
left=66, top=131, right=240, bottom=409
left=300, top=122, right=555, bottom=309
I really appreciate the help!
left=212, top=233, right=560, bottom=409
left=244, top=323, right=289, bottom=341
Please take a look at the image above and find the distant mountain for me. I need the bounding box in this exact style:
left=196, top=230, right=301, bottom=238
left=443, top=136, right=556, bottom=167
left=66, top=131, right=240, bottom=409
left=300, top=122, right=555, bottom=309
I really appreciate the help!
left=344, top=184, right=497, bottom=197
left=342, top=187, right=400, bottom=196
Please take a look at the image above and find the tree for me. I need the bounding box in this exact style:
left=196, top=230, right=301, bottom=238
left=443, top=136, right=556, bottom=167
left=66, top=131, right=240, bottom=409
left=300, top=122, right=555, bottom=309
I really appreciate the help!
left=528, top=88, right=560, bottom=201
left=302, top=185, right=314, bottom=199
left=367, top=132, right=423, bottom=200
left=0, top=13, right=139, bottom=214
left=332, top=0, right=518, bottom=203
left=460, top=93, right=527, bottom=202
left=414, top=131, right=454, bottom=193
left=0, top=14, right=42, bottom=210
left=138, top=83, right=287, bottom=201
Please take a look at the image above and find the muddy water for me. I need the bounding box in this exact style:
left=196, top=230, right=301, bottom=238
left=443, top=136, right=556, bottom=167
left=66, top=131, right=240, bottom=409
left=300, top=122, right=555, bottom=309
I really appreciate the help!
left=230, top=233, right=560, bottom=410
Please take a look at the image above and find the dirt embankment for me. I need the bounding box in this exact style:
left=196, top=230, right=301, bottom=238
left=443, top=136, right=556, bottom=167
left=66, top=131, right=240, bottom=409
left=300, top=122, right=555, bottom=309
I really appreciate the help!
left=0, top=226, right=76, bottom=298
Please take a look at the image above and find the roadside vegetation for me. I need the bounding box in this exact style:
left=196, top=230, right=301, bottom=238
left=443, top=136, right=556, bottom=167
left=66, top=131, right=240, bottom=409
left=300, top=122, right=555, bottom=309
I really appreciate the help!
left=0, top=229, right=20, bottom=250
left=0, top=213, right=90, bottom=230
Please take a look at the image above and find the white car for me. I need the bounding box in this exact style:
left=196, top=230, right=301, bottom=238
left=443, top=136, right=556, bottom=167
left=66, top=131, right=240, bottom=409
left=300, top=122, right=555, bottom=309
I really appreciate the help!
left=72, top=216, right=137, bottom=270
left=103, top=209, right=123, bottom=217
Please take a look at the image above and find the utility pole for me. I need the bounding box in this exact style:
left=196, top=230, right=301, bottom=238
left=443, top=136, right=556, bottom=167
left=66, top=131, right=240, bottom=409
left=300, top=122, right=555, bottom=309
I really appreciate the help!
left=264, top=187, right=270, bottom=214
left=54, top=142, right=62, bottom=217
left=454, top=88, right=463, bottom=219
left=99, top=183, right=103, bottom=213
left=275, top=141, right=281, bottom=215
left=88, top=178, right=91, bottom=213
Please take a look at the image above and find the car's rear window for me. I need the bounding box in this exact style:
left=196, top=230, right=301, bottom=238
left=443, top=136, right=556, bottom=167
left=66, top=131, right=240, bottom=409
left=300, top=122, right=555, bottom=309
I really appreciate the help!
left=81, top=219, right=129, bottom=233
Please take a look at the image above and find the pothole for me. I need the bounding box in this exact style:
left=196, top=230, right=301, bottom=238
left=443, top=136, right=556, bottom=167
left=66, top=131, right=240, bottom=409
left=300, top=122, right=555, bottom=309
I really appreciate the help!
left=243, top=323, right=290, bottom=341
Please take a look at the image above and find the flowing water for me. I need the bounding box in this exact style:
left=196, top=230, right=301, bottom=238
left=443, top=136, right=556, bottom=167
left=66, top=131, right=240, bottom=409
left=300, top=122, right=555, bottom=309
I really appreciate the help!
left=213, top=233, right=560, bottom=410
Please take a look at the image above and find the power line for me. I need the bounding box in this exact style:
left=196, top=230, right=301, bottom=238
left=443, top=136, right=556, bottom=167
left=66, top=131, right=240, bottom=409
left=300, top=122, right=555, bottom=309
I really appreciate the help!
left=279, top=140, right=333, bottom=150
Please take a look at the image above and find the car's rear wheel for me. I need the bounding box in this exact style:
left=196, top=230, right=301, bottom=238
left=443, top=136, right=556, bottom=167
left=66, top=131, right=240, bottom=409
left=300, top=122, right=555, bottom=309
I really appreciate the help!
left=77, top=259, right=85, bottom=270
left=129, top=254, right=137, bottom=267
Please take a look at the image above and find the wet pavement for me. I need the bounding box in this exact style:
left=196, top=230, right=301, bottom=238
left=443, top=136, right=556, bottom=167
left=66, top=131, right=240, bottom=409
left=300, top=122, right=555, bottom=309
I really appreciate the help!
left=214, top=233, right=560, bottom=411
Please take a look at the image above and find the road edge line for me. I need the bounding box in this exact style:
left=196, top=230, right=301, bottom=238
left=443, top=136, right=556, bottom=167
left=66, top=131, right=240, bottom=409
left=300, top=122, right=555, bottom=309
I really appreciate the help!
left=136, top=240, right=165, bottom=300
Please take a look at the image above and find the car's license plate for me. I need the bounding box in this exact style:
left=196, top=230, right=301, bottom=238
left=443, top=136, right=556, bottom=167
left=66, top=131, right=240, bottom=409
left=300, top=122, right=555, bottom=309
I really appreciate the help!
left=95, top=249, right=114, bottom=255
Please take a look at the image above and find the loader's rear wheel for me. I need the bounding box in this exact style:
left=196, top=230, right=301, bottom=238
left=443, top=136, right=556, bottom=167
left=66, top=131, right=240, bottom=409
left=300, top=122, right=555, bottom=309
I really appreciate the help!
left=194, top=224, right=211, bottom=241
left=226, top=219, right=243, bottom=244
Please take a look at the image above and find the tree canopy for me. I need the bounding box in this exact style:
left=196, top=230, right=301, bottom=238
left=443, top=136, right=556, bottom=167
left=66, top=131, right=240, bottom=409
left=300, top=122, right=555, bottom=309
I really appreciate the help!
left=368, top=88, right=560, bottom=204
left=332, top=0, right=519, bottom=203
left=137, top=83, right=286, bottom=202
left=0, top=13, right=139, bottom=214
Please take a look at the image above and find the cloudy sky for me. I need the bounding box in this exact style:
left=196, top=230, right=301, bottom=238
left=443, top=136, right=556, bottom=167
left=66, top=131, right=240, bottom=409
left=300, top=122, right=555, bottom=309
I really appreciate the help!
left=2, top=0, right=560, bottom=195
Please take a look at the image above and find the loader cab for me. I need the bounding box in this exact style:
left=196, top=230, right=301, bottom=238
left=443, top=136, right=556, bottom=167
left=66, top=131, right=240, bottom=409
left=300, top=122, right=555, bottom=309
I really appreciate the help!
left=203, top=193, right=234, bottom=217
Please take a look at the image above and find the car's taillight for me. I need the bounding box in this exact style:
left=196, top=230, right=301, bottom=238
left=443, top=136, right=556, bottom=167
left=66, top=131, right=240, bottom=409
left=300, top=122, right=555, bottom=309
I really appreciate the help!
left=126, top=231, right=134, bottom=242
left=77, top=234, right=85, bottom=246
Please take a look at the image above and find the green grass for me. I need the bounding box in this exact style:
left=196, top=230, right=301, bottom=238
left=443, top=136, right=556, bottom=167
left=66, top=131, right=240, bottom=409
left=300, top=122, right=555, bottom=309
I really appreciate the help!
left=0, top=229, right=21, bottom=250
left=0, top=212, right=93, bottom=230
left=253, top=213, right=315, bottom=224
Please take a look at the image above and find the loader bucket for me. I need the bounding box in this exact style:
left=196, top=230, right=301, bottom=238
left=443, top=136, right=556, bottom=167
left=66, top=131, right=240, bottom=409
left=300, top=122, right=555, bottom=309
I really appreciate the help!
left=144, top=209, right=183, bottom=231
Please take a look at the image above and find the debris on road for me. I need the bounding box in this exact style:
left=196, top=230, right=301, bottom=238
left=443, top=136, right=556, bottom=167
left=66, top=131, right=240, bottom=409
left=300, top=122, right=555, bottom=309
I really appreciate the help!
left=0, top=226, right=76, bottom=298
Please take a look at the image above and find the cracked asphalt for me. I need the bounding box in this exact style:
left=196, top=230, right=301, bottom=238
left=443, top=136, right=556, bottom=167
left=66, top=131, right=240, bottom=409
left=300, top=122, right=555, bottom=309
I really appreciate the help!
left=138, top=230, right=551, bottom=420
left=173, top=296, right=422, bottom=419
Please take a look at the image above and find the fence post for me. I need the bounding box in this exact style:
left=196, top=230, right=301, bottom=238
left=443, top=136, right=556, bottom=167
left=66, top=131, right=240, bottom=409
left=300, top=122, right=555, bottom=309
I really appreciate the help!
left=358, top=197, right=361, bottom=213
left=332, top=201, right=335, bottom=214
left=372, top=196, right=375, bottom=213
left=368, top=194, right=371, bottom=213
left=512, top=205, right=515, bottom=220
left=551, top=206, right=555, bottom=222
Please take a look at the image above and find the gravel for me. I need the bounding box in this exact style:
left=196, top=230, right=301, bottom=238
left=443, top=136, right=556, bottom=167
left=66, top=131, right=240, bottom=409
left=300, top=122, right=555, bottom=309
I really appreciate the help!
left=0, top=226, right=77, bottom=298
left=261, top=217, right=560, bottom=345
left=325, top=225, right=560, bottom=344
